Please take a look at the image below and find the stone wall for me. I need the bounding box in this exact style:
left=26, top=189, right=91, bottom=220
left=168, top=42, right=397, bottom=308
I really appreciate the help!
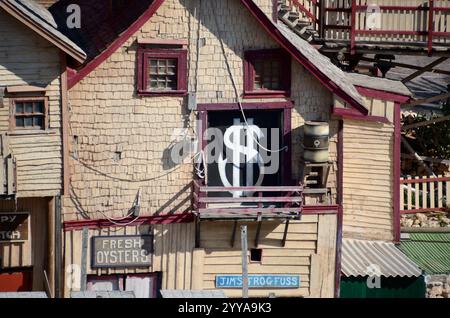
left=401, top=212, right=450, bottom=228
left=426, top=275, right=450, bottom=298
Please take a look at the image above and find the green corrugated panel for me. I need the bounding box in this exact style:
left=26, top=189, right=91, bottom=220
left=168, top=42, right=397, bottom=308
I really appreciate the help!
left=410, top=233, right=450, bottom=243
left=399, top=233, right=450, bottom=275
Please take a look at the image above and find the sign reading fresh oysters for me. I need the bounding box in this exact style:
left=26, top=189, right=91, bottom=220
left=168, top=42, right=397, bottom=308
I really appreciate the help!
left=92, top=235, right=153, bottom=267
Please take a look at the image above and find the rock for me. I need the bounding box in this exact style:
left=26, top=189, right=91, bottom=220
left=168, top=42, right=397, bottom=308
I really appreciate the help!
left=416, top=213, right=428, bottom=222
left=428, top=220, right=440, bottom=227
left=403, top=219, right=414, bottom=227
left=430, top=285, right=443, bottom=296
left=441, top=217, right=450, bottom=225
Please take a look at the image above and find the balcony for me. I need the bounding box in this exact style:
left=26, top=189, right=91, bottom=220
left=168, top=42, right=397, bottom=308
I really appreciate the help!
left=192, top=181, right=303, bottom=221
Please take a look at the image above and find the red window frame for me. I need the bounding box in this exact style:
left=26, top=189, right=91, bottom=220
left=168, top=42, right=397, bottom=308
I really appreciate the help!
left=137, top=48, right=188, bottom=96
left=243, top=49, right=291, bottom=98
left=10, top=97, right=48, bottom=131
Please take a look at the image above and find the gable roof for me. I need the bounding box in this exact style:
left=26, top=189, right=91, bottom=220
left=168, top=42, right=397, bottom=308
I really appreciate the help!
left=49, top=0, right=155, bottom=63
left=54, top=0, right=366, bottom=110
left=0, top=0, right=86, bottom=63
left=274, top=21, right=366, bottom=112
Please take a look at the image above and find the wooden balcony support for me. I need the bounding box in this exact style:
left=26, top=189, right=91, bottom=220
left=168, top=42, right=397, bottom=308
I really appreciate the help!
left=193, top=184, right=303, bottom=220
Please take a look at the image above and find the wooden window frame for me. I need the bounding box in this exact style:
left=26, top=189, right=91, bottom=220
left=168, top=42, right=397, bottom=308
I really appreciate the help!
left=243, top=49, right=291, bottom=98
left=10, top=97, right=49, bottom=131
left=137, top=48, right=188, bottom=97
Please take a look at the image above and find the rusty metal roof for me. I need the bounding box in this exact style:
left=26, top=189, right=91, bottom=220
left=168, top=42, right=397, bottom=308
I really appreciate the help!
left=342, top=238, right=422, bottom=278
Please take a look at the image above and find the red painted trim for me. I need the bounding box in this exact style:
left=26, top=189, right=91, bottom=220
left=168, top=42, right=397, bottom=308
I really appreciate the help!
left=239, top=0, right=367, bottom=114
left=63, top=213, right=194, bottom=231
left=350, top=0, right=357, bottom=55
left=302, top=205, right=339, bottom=214
left=356, top=86, right=411, bottom=103
left=401, top=176, right=450, bottom=184
left=197, top=101, right=293, bottom=111
left=283, top=107, right=292, bottom=184
left=401, top=208, right=448, bottom=214
left=393, top=102, right=401, bottom=243
left=137, top=48, right=188, bottom=96
left=335, top=119, right=344, bottom=298
left=428, top=0, right=435, bottom=55
left=67, top=0, right=166, bottom=89
left=243, top=49, right=291, bottom=98
left=332, top=107, right=390, bottom=123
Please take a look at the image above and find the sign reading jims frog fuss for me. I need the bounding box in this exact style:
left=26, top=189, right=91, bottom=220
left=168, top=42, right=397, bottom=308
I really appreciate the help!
left=91, top=235, right=153, bottom=268
left=216, top=275, right=300, bottom=289
left=0, top=212, right=30, bottom=242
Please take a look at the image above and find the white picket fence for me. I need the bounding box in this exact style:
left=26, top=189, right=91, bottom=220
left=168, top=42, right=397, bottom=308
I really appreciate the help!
left=400, top=175, right=450, bottom=214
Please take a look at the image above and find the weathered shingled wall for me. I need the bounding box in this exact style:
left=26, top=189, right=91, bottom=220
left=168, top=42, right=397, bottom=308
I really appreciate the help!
left=0, top=10, right=62, bottom=197
left=64, top=0, right=333, bottom=221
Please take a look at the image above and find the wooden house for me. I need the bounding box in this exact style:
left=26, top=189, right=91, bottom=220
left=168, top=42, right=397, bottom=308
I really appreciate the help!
left=0, top=0, right=433, bottom=298
left=48, top=0, right=423, bottom=298
left=0, top=0, right=85, bottom=295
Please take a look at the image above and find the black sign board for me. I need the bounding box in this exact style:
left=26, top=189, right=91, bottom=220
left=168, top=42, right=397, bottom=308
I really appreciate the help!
left=0, top=212, right=30, bottom=242
left=91, top=235, right=153, bottom=268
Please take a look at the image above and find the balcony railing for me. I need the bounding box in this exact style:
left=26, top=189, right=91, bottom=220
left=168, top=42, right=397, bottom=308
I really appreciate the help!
left=282, top=0, right=450, bottom=53
left=193, top=180, right=303, bottom=220
left=400, top=175, right=450, bottom=214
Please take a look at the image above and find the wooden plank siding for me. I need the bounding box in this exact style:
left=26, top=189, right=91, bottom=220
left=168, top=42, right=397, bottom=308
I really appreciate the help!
left=193, top=215, right=337, bottom=298
left=0, top=197, right=50, bottom=291
left=0, top=10, right=63, bottom=198
left=342, top=119, right=394, bottom=241
left=62, top=222, right=195, bottom=297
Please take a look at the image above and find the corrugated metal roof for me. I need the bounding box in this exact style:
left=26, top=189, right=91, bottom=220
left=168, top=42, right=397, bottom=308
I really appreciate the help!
left=160, top=290, right=227, bottom=298
left=71, top=291, right=135, bottom=298
left=399, top=233, right=450, bottom=275
left=342, top=239, right=422, bottom=278
left=0, top=292, right=47, bottom=298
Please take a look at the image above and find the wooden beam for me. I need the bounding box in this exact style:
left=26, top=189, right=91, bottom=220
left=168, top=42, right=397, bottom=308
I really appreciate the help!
left=401, top=136, right=436, bottom=176
left=402, top=91, right=450, bottom=108
left=359, top=57, right=450, bottom=76
left=402, top=115, right=450, bottom=130
left=401, top=153, right=450, bottom=165
left=255, top=215, right=262, bottom=247
left=402, top=57, right=448, bottom=83
left=281, top=220, right=290, bottom=247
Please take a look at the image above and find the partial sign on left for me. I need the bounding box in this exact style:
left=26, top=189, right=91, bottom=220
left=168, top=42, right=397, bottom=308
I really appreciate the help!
left=0, top=212, right=30, bottom=242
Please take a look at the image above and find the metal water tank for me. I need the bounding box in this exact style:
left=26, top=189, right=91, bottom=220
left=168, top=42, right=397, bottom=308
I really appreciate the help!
left=303, top=121, right=329, bottom=163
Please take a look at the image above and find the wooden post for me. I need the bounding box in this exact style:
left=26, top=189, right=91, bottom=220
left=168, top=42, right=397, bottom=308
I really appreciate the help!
left=80, top=227, right=88, bottom=291
left=350, top=0, right=357, bottom=55
left=428, top=0, right=434, bottom=56
left=241, top=225, right=248, bottom=298
left=54, top=196, right=62, bottom=298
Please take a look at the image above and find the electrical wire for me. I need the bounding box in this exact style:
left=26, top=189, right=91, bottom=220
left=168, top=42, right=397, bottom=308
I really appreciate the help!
left=208, top=1, right=288, bottom=154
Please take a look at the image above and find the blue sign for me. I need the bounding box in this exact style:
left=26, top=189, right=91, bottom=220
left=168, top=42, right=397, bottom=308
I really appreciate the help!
left=215, top=275, right=300, bottom=289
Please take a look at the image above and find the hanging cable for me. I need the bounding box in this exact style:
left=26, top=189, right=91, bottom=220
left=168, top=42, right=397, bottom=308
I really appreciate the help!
left=208, top=1, right=288, bottom=153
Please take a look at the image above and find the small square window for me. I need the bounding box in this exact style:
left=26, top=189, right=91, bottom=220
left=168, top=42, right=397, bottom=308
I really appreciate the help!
left=250, top=248, right=263, bottom=262
left=137, top=48, right=187, bottom=96
left=244, top=49, right=291, bottom=98
left=12, top=98, right=46, bottom=130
